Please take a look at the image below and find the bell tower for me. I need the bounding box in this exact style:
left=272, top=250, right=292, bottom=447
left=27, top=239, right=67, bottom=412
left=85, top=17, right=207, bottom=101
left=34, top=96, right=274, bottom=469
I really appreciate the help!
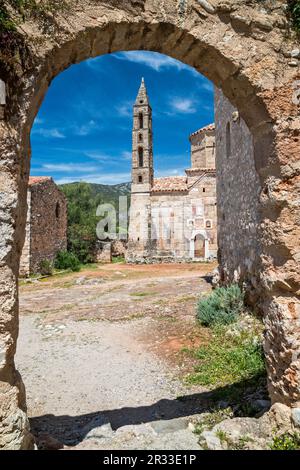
left=126, top=78, right=153, bottom=262
left=131, top=78, right=153, bottom=192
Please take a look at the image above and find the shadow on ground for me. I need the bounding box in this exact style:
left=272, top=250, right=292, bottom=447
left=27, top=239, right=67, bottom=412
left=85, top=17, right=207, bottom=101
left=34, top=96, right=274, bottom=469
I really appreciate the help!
left=30, top=374, right=268, bottom=447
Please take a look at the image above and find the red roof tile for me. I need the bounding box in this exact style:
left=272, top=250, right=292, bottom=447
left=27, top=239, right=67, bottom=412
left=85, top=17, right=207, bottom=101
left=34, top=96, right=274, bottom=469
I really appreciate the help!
left=151, top=176, right=188, bottom=193
left=28, top=176, right=52, bottom=186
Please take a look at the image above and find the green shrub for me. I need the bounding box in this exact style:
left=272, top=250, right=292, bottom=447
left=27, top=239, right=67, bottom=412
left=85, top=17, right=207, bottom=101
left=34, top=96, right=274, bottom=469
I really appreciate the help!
left=196, top=285, right=244, bottom=327
left=270, top=432, right=300, bottom=450
left=288, top=0, right=300, bottom=33
left=38, top=259, right=53, bottom=276
left=54, top=250, right=81, bottom=272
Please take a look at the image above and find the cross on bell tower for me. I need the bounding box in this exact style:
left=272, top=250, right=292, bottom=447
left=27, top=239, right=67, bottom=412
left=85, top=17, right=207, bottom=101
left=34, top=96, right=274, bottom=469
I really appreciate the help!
left=131, top=78, right=153, bottom=192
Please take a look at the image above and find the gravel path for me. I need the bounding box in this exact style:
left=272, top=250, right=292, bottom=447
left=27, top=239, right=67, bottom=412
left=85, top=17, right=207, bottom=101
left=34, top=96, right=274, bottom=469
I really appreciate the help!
left=16, top=264, right=214, bottom=449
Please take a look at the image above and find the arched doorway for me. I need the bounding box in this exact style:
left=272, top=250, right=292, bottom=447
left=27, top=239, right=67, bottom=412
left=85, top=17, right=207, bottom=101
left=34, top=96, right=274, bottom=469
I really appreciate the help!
left=0, top=1, right=299, bottom=449
left=194, top=234, right=205, bottom=259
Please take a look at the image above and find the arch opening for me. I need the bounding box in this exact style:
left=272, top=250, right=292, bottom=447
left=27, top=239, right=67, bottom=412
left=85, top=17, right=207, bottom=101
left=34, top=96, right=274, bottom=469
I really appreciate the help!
left=0, top=6, right=298, bottom=451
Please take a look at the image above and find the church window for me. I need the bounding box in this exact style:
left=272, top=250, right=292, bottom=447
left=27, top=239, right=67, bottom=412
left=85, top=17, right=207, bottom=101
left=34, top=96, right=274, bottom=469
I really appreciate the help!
left=203, top=188, right=206, bottom=192
left=138, top=175, right=143, bottom=183
left=138, top=147, right=144, bottom=167
left=139, top=133, right=143, bottom=142
left=226, top=121, right=231, bottom=158
left=55, top=202, right=60, bottom=219
left=139, top=112, right=143, bottom=129
left=206, top=220, right=212, bottom=229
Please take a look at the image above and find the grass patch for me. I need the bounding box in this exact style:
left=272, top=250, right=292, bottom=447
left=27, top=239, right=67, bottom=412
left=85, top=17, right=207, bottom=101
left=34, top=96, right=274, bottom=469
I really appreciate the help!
left=185, top=320, right=265, bottom=388
left=112, top=256, right=125, bottom=264
left=197, top=285, right=244, bottom=327
left=215, top=430, right=254, bottom=450
left=130, top=291, right=155, bottom=297
left=270, top=432, right=300, bottom=450
left=194, top=408, right=233, bottom=435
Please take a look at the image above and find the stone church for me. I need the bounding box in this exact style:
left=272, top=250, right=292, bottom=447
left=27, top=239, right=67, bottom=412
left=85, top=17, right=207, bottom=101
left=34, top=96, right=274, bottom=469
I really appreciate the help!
left=126, top=79, right=218, bottom=262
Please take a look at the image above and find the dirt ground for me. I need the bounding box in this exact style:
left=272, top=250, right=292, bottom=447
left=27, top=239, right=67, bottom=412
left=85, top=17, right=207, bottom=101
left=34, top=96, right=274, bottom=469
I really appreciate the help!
left=16, top=262, right=217, bottom=449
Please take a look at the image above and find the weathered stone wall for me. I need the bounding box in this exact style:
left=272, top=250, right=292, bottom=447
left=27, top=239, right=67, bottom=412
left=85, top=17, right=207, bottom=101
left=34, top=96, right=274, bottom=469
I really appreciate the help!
left=190, top=126, right=215, bottom=169
left=0, top=0, right=299, bottom=450
left=111, top=240, right=127, bottom=257
left=19, top=179, right=67, bottom=275
left=127, top=175, right=218, bottom=263
left=215, top=88, right=262, bottom=305
left=95, top=242, right=112, bottom=263
left=127, top=192, right=152, bottom=261
left=149, top=183, right=218, bottom=260
left=19, top=191, right=31, bottom=276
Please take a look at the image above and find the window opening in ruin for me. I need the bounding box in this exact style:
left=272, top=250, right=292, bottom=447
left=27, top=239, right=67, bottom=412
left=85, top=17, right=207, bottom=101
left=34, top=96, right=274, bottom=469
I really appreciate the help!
left=226, top=121, right=231, bottom=158
left=55, top=202, right=60, bottom=219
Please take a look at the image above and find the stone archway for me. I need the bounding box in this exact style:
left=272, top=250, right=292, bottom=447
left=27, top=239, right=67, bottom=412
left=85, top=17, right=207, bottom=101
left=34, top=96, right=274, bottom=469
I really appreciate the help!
left=0, top=0, right=299, bottom=449
left=190, top=230, right=209, bottom=260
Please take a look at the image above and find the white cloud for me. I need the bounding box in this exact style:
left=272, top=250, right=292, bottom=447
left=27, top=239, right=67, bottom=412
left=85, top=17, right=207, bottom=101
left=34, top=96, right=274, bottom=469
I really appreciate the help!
left=169, top=97, right=197, bottom=114
left=34, top=116, right=43, bottom=125
left=85, top=150, right=132, bottom=163
left=114, top=51, right=197, bottom=75
left=156, top=167, right=186, bottom=178
left=42, top=163, right=99, bottom=173
left=55, top=172, right=131, bottom=185
left=32, top=128, right=65, bottom=139
left=74, top=120, right=99, bottom=136
left=118, top=101, right=133, bottom=117
left=85, top=152, right=111, bottom=162
left=122, top=151, right=132, bottom=160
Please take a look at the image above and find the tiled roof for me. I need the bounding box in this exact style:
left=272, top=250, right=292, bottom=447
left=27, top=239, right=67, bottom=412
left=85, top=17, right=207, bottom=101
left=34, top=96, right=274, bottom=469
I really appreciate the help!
left=190, top=123, right=215, bottom=139
left=28, top=176, right=52, bottom=186
left=151, top=176, right=188, bottom=193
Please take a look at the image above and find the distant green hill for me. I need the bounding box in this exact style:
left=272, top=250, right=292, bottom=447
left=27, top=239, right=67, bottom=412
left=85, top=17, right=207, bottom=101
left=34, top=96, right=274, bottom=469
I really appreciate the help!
left=60, top=181, right=131, bottom=207
left=59, top=181, right=131, bottom=263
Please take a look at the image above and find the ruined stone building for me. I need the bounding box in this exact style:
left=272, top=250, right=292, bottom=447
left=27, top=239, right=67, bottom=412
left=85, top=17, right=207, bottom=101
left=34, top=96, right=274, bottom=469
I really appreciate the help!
left=127, top=79, right=218, bottom=262
left=20, top=177, right=67, bottom=276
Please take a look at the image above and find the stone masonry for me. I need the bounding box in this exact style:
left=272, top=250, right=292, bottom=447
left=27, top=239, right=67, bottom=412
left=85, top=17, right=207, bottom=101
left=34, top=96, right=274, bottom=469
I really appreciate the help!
left=215, top=87, right=262, bottom=306
left=0, top=0, right=299, bottom=449
left=127, top=79, right=218, bottom=262
left=19, top=177, right=67, bottom=276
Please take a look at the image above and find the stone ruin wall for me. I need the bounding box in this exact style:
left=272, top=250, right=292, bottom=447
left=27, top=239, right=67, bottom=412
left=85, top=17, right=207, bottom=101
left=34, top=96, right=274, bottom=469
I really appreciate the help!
left=127, top=179, right=218, bottom=264
left=215, top=88, right=262, bottom=306
left=190, top=128, right=215, bottom=169
left=19, top=191, right=31, bottom=276
left=20, top=180, right=68, bottom=275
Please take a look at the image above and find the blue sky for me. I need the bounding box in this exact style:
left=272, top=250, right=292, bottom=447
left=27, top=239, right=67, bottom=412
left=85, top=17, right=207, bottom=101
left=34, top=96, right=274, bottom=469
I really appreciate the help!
left=31, top=51, right=214, bottom=185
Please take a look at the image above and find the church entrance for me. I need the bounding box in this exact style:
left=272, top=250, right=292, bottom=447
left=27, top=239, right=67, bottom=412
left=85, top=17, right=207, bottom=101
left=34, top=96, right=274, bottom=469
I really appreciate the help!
left=194, top=234, right=205, bottom=259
